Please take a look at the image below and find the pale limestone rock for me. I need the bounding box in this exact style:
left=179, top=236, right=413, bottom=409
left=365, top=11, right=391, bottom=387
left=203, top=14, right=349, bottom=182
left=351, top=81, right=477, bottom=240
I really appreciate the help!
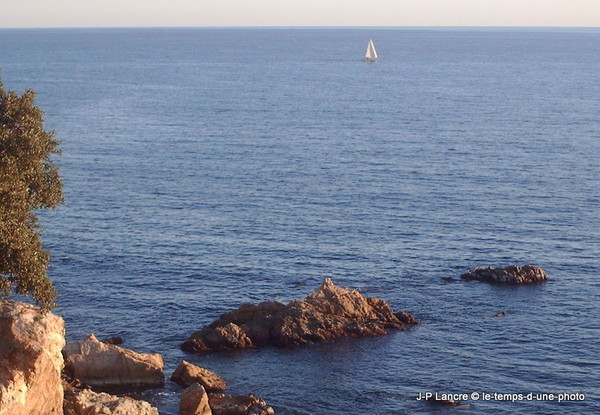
left=171, top=360, right=226, bottom=391
left=63, top=334, right=163, bottom=388
left=0, top=300, right=65, bottom=415
left=180, top=383, right=212, bottom=415
left=64, top=388, right=158, bottom=415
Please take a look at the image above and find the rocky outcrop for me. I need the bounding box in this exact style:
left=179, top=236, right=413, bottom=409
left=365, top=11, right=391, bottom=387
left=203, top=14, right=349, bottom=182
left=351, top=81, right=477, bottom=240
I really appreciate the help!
left=0, top=300, right=65, bottom=415
left=209, top=394, right=274, bottom=415
left=182, top=278, right=417, bottom=353
left=461, top=265, right=549, bottom=284
left=172, top=362, right=272, bottom=415
left=180, top=383, right=212, bottom=415
left=171, top=360, right=226, bottom=391
left=63, top=334, right=164, bottom=388
left=63, top=388, right=158, bottom=415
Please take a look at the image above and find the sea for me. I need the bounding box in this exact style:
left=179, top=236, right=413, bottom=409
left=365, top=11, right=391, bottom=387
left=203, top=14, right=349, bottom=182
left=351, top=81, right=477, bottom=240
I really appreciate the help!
left=1, top=27, right=599, bottom=414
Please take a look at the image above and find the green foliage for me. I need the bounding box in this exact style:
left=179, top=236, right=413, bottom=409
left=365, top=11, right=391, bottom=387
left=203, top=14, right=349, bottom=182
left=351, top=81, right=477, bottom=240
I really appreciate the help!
left=0, top=79, right=63, bottom=310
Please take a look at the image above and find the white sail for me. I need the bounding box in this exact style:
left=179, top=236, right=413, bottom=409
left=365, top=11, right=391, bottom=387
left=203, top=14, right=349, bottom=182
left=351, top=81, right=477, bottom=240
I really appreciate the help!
left=365, top=39, right=378, bottom=61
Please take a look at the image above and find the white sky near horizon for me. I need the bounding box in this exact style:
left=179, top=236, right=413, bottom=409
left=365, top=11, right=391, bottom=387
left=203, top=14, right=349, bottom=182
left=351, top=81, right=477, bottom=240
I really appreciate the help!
left=1, top=0, right=599, bottom=28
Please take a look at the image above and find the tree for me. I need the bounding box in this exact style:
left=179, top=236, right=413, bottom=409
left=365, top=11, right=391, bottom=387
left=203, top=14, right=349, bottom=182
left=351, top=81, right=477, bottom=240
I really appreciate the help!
left=0, top=79, right=63, bottom=310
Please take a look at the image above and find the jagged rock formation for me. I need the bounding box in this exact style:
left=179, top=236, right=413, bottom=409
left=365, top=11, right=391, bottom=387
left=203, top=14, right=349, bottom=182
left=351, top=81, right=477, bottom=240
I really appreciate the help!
left=0, top=301, right=65, bottom=415
left=63, top=334, right=164, bottom=388
left=461, top=265, right=549, bottom=284
left=182, top=278, right=417, bottom=353
left=171, top=360, right=227, bottom=391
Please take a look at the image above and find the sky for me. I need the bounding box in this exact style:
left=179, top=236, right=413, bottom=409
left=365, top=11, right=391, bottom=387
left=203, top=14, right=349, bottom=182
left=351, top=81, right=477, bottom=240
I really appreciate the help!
left=1, top=0, right=599, bottom=28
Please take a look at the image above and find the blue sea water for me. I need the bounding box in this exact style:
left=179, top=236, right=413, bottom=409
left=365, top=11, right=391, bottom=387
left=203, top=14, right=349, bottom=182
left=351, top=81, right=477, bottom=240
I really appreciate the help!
left=1, top=27, right=599, bottom=414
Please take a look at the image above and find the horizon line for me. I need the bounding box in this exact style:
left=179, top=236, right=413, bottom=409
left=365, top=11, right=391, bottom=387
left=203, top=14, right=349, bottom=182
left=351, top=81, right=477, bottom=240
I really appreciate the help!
left=1, top=24, right=599, bottom=31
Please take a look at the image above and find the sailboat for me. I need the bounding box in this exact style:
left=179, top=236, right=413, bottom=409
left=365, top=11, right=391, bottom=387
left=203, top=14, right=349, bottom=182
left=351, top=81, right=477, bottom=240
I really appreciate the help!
left=364, top=39, right=378, bottom=62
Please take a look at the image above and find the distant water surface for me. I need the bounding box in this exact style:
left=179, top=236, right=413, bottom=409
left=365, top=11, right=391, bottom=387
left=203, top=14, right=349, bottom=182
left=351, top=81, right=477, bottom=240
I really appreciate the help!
left=1, top=28, right=599, bottom=414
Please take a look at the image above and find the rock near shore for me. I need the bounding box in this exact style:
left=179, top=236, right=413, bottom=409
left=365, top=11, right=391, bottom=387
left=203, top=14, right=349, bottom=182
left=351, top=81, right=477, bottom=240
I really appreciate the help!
left=0, top=301, right=65, bottom=415
left=209, top=393, right=274, bottom=415
left=171, top=360, right=227, bottom=391
left=180, top=383, right=212, bottom=415
left=63, top=334, right=164, bottom=388
left=461, top=265, right=549, bottom=284
left=182, top=278, right=417, bottom=353
left=64, top=387, right=159, bottom=415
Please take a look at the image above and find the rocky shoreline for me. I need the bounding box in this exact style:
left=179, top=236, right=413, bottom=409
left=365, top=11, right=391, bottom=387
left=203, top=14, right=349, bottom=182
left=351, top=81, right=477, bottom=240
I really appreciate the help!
left=1, top=267, right=549, bottom=414
left=0, top=278, right=415, bottom=415
left=0, top=300, right=274, bottom=415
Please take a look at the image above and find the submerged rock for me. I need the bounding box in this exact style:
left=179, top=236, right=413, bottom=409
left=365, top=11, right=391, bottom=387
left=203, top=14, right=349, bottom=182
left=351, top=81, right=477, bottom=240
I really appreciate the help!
left=63, top=334, right=164, bottom=388
left=426, top=396, right=462, bottom=406
left=64, top=387, right=158, bottom=415
left=0, top=300, right=65, bottom=415
left=209, top=393, right=274, bottom=415
left=182, top=278, right=417, bottom=353
left=171, top=360, right=227, bottom=391
left=101, top=336, right=123, bottom=345
left=460, top=265, right=548, bottom=284
left=180, top=383, right=212, bottom=415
